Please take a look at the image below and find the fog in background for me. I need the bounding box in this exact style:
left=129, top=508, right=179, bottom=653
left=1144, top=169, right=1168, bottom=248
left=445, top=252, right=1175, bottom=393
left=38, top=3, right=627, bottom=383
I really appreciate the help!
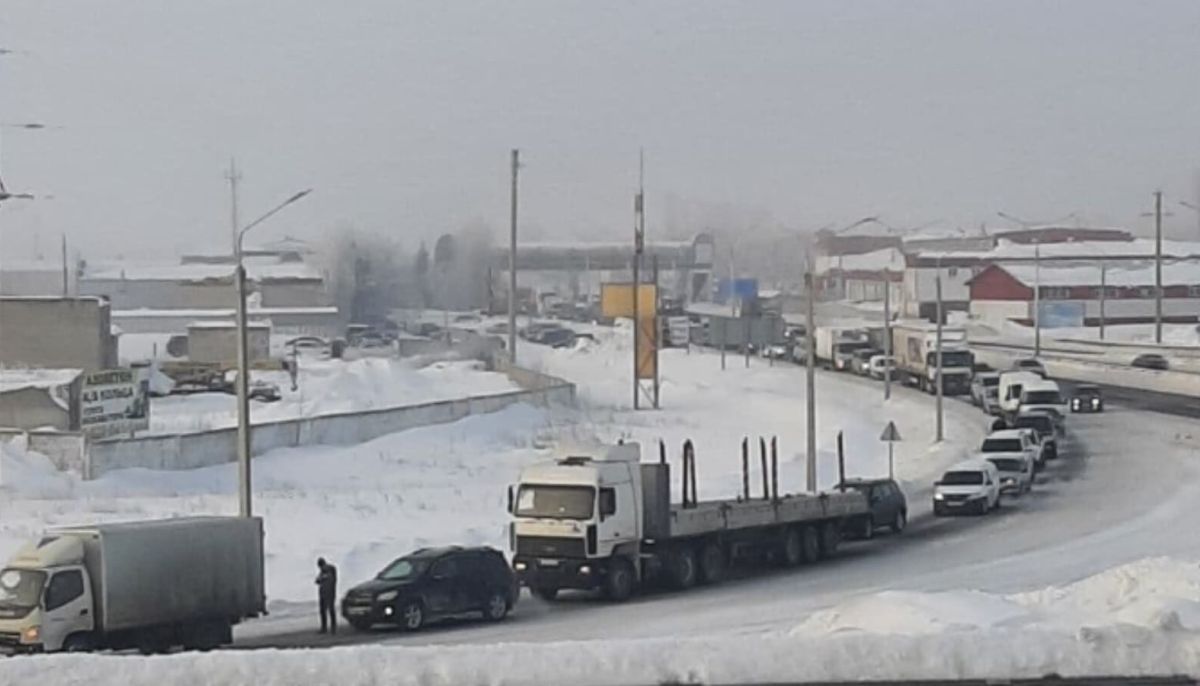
left=2, top=0, right=1199, bottom=263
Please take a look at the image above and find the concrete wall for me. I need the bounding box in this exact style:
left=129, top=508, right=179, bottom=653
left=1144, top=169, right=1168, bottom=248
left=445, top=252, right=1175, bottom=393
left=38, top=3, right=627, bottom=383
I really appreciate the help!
left=84, top=365, right=575, bottom=478
left=0, top=297, right=117, bottom=370
left=0, top=429, right=87, bottom=475
left=0, top=387, right=74, bottom=431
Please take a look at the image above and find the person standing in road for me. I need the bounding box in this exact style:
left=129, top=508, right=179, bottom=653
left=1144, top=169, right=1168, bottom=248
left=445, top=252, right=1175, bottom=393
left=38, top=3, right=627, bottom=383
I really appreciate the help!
left=316, top=557, right=338, bottom=634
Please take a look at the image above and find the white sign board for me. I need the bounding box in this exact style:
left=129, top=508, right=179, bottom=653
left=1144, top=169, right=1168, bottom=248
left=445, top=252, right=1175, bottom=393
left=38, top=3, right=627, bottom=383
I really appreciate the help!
left=667, top=316, right=691, bottom=347
left=80, top=368, right=150, bottom=438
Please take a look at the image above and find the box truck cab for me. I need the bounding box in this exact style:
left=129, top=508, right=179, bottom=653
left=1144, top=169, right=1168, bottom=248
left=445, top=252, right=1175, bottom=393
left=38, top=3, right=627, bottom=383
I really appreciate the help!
left=0, top=517, right=265, bottom=655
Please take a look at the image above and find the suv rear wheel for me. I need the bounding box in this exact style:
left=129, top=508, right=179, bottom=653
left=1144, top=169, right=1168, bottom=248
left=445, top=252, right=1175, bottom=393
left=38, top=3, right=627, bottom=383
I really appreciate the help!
left=485, top=592, right=509, bottom=621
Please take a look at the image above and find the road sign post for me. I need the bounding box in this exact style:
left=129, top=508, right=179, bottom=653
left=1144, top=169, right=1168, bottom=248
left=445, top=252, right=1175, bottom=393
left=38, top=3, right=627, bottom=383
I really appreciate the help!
left=880, top=420, right=903, bottom=480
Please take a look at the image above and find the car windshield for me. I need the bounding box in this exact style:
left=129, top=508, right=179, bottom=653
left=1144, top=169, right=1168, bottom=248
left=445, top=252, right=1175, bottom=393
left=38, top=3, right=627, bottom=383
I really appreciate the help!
left=1023, top=391, right=1062, bottom=404
left=0, top=568, right=46, bottom=611
left=377, top=557, right=431, bottom=581
left=515, top=485, right=595, bottom=520
left=982, top=438, right=1024, bottom=453
left=988, top=458, right=1025, bottom=473
left=941, top=471, right=984, bottom=486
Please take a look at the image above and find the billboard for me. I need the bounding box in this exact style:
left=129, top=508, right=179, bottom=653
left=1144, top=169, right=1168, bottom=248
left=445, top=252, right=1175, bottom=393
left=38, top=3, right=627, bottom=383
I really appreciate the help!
left=636, top=317, right=658, bottom=380
left=80, top=368, right=150, bottom=438
left=1037, top=302, right=1085, bottom=329
left=601, top=283, right=657, bottom=319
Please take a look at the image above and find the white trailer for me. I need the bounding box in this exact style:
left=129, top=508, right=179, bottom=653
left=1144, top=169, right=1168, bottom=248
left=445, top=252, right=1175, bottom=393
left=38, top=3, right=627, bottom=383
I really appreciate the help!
left=0, top=517, right=265, bottom=654
left=509, top=442, right=868, bottom=602
left=890, top=321, right=974, bottom=395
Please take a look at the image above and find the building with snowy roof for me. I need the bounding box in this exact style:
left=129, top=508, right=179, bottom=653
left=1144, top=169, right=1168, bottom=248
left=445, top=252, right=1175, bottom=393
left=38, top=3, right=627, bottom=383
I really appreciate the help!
left=967, top=261, right=1200, bottom=328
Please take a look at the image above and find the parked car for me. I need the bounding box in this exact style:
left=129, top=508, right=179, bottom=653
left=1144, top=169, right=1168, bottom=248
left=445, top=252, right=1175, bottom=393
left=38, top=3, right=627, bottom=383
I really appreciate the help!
left=983, top=454, right=1034, bottom=495
left=761, top=343, right=791, bottom=360
left=341, top=546, right=516, bottom=632
left=970, top=371, right=1001, bottom=413
left=867, top=354, right=894, bottom=380
left=1012, top=412, right=1060, bottom=459
left=933, top=461, right=1001, bottom=516
left=851, top=348, right=881, bottom=376
left=980, top=428, right=1043, bottom=471
left=1070, top=384, right=1104, bottom=413
left=1012, top=358, right=1047, bottom=378
left=843, top=478, right=907, bottom=537
left=1131, top=353, right=1169, bottom=370
left=538, top=327, right=577, bottom=348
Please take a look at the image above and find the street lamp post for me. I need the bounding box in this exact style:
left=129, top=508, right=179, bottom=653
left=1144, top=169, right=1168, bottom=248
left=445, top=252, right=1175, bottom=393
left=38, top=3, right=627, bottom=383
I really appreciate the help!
left=234, top=188, right=312, bottom=518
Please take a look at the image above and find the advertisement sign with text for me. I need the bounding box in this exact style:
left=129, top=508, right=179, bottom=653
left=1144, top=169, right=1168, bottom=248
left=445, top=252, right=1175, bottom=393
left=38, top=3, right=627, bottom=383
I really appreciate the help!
left=80, top=368, right=150, bottom=438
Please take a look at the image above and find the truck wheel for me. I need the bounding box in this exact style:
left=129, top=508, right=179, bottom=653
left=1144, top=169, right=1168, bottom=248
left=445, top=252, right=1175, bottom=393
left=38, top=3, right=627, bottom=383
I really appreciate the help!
left=62, top=633, right=92, bottom=653
left=604, top=559, right=635, bottom=601
left=400, top=601, right=425, bottom=631
left=819, top=521, right=841, bottom=557
left=801, top=526, right=821, bottom=564
left=861, top=516, right=875, bottom=540
left=891, top=510, right=907, bottom=534
left=668, top=548, right=697, bottom=590
left=532, top=585, right=559, bottom=601
left=698, top=543, right=726, bottom=584
left=780, top=528, right=803, bottom=567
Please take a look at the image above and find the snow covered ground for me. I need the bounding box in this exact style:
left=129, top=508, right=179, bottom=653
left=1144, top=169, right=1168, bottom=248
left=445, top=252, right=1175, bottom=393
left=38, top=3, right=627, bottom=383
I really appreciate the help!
left=2, top=323, right=1198, bottom=681
left=146, top=356, right=519, bottom=434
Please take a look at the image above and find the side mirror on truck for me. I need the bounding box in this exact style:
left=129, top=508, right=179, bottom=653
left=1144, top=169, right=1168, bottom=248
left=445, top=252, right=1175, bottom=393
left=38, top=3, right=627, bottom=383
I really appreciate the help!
left=506, top=485, right=514, bottom=514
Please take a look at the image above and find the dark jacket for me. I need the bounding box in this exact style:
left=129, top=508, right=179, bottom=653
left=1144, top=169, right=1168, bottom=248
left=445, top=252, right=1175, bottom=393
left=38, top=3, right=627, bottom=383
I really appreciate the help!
left=316, top=564, right=338, bottom=598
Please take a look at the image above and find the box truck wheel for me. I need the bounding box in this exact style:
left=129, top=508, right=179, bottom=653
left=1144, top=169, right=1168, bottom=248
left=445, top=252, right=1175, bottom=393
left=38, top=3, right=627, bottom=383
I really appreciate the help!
left=668, top=548, right=697, bottom=590
left=62, top=633, right=93, bottom=653
left=604, top=558, right=635, bottom=601
left=698, top=542, right=726, bottom=584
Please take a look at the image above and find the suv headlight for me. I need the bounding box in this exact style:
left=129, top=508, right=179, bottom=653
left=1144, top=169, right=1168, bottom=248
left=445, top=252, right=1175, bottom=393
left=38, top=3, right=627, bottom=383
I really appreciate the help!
left=376, top=590, right=399, bottom=602
left=933, top=492, right=945, bottom=501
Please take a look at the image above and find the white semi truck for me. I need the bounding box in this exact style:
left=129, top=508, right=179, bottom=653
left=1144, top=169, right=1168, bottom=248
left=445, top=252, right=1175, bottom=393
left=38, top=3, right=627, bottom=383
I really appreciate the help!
left=814, top=326, right=872, bottom=371
left=508, top=442, right=868, bottom=601
left=0, top=517, right=265, bottom=654
left=890, top=321, right=974, bottom=395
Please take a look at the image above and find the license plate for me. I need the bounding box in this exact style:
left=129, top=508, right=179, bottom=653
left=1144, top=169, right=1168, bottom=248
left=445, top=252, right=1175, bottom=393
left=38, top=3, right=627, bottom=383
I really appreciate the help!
left=346, top=606, right=369, bottom=615
left=539, top=558, right=561, bottom=567
left=945, top=501, right=963, bottom=507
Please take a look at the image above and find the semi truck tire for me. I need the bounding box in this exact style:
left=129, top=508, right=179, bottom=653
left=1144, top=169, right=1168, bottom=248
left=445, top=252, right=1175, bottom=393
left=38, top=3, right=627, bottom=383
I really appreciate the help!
left=779, top=528, right=803, bottom=567
left=819, top=521, right=841, bottom=556
left=604, top=558, right=635, bottom=601
left=801, top=526, right=821, bottom=564
left=668, top=548, right=698, bottom=590
left=698, top=542, right=726, bottom=584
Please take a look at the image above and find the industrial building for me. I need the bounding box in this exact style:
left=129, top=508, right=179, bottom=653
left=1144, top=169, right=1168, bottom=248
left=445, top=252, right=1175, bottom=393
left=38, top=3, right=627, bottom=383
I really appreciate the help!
left=0, top=296, right=119, bottom=371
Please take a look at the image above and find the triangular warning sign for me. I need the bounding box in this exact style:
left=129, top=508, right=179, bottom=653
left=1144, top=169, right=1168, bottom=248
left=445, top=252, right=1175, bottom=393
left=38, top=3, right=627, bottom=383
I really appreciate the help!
left=880, top=421, right=902, bottom=442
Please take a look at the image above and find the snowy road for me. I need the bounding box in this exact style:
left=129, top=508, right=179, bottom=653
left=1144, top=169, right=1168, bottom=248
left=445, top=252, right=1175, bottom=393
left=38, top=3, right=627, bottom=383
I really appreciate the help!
left=234, top=398, right=1199, bottom=650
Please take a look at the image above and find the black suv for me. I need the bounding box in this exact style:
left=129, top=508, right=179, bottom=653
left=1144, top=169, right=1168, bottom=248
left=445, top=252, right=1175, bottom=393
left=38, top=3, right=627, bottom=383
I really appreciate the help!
left=341, top=546, right=517, bottom=632
left=843, top=478, right=908, bottom=538
left=1070, top=384, right=1104, bottom=413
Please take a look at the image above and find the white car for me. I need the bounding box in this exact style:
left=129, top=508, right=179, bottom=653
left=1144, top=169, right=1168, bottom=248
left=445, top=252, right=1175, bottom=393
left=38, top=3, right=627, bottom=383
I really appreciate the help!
left=867, top=354, right=895, bottom=380
left=983, top=453, right=1034, bottom=495
left=933, top=460, right=1002, bottom=516
left=980, top=428, right=1043, bottom=471
left=970, top=371, right=1001, bottom=413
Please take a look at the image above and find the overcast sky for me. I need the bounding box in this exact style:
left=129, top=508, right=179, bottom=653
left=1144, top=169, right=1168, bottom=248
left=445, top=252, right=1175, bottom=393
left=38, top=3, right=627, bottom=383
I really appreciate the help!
left=2, top=0, right=1198, bottom=261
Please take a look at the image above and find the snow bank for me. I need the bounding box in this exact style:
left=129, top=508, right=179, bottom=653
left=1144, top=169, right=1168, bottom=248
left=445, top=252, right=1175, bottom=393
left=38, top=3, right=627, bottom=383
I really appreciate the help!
left=147, top=357, right=519, bottom=434
left=4, top=559, right=1200, bottom=683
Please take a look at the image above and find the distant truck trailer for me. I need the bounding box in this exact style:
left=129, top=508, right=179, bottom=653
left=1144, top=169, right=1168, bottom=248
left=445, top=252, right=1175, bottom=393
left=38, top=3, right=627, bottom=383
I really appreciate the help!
left=0, top=517, right=265, bottom=654
left=814, top=326, right=872, bottom=371
left=890, top=321, right=974, bottom=395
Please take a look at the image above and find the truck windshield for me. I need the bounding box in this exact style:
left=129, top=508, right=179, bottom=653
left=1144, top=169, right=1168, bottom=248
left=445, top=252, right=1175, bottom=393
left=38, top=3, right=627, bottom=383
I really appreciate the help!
left=980, top=376, right=999, bottom=387
left=940, top=471, right=984, bottom=486
left=0, top=568, right=46, bottom=612
left=982, top=438, right=1024, bottom=453
left=516, top=485, right=594, bottom=520
left=1022, top=391, right=1062, bottom=404
left=927, top=351, right=974, bottom=368
left=377, top=558, right=430, bottom=581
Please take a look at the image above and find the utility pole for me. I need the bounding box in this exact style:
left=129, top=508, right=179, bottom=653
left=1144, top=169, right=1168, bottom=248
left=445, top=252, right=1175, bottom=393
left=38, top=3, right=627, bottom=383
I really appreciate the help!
left=653, top=255, right=660, bottom=409
left=508, top=150, right=519, bottom=363
left=632, top=149, right=645, bottom=409
left=225, top=158, right=241, bottom=254
left=60, top=234, right=68, bottom=296
left=804, top=261, right=817, bottom=493
left=1098, top=261, right=1107, bottom=341
left=935, top=271, right=944, bottom=443
left=1154, top=190, right=1163, bottom=344
left=883, top=278, right=892, bottom=400
left=1033, top=241, right=1041, bottom=356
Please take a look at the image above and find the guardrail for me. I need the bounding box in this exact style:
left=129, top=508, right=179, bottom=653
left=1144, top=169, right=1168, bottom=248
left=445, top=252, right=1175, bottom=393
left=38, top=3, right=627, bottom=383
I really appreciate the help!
left=84, top=363, right=574, bottom=479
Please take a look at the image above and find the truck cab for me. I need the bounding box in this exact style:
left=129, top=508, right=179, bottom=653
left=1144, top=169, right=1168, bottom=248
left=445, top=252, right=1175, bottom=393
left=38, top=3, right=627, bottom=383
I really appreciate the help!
left=510, top=443, right=644, bottom=599
left=0, top=536, right=95, bottom=654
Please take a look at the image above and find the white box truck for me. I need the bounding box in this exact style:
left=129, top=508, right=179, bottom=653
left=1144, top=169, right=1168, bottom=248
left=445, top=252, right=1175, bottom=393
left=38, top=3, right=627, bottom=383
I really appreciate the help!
left=508, top=442, right=868, bottom=602
left=0, top=517, right=265, bottom=654
left=814, top=326, right=872, bottom=371
left=890, top=321, right=974, bottom=395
